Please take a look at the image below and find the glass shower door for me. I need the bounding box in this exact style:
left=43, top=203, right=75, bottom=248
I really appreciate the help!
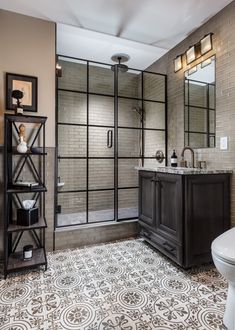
left=57, top=58, right=88, bottom=226
left=117, top=74, right=142, bottom=220
left=88, top=63, right=115, bottom=223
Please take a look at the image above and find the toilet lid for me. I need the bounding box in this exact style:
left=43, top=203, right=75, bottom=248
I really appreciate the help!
left=212, top=228, right=235, bottom=264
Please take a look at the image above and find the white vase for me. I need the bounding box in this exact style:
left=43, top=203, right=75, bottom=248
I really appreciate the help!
left=17, top=137, right=27, bottom=153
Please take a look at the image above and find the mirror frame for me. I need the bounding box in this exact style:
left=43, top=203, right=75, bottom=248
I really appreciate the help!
left=184, top=55, right=216, bottom=149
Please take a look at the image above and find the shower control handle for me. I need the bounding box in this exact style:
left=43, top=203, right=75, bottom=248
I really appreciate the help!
left=107, top=130, right=113, bottom=148
left=155, top=150, right=165, bottom=163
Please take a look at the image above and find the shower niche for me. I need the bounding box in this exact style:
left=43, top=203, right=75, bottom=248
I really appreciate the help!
left=55, top=55, right=167, bottom=227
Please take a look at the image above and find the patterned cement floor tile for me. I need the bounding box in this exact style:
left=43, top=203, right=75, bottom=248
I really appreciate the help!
left=0, top=239, right=227, bottom=329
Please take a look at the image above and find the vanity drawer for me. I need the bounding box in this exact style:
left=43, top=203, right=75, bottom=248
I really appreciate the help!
left=140, top=226, right=182, bottom=265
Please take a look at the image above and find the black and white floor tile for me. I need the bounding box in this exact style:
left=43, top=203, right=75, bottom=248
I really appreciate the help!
left=0, top=239, right=227, bottom=329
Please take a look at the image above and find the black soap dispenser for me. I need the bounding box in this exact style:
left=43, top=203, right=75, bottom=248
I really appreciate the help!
left=171, top=149, right=178, bottom=167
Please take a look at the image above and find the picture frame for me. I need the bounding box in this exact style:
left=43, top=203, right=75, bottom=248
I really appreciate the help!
left=6, top=73, right=38, bottom=112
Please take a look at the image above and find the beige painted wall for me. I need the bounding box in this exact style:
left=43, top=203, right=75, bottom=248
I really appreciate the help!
left=148, top=1, right=235, bottom=227
left=0, top=10, right=56, bottom=147
left=0, top=10, right=55, bottom=256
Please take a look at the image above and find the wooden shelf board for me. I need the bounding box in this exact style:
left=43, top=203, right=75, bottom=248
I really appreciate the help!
left=7, top=185, right=47, bottom=193
left=7, top=248, right=46, bottom=272
left=7, top=217, right=47, bottom=233
left=10, top=149, right=47, bottom=156
left=5, top=114, right=47, bottom=124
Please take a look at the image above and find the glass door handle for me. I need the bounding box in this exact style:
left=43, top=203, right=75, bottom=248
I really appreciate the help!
left=107, top=130, right=113, bottom=148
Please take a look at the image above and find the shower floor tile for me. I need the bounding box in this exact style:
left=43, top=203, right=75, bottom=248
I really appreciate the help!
left=57, top=207, right=138, bottom=226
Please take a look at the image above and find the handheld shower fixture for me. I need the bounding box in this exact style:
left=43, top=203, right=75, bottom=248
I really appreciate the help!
left=132, top=106, right=143, bottom=117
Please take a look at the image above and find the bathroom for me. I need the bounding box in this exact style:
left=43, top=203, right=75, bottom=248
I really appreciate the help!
left=0, top=1, right=235, bottom=329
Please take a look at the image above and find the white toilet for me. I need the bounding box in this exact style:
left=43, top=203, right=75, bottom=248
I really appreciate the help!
left=211, top=227, right=235, bottom=330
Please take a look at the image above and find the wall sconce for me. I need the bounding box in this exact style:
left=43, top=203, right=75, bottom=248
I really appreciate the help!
left=174, top=32, right=213, bottom=72
left=200, top=33, right=213, bottom=55
left=186, top=43, right=201, bottom=65
left=56, top=63, right=62, bottom=77
left=174, top=55, right=183, bottom=72
left=186, top=46, right=196, bottom=64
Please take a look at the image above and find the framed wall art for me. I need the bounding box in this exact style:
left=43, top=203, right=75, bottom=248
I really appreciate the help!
left=6, top=73, right=38, bottom=112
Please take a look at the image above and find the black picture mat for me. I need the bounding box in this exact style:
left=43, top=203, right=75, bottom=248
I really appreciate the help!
left=6, top=73, right=38, bottom=112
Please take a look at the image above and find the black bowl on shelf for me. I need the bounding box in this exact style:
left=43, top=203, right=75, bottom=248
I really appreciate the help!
left=30, top=147, right=43, bottom=154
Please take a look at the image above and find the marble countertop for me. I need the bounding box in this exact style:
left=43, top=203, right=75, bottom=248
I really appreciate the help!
left=135, top=166, right=233, bottom=175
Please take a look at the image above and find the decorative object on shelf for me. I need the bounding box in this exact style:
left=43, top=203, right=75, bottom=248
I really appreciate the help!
left=11, top=89, right=24, bottom=114
left=30, top=147, right=43, bottom=154
left=23, top=245, right=33, bottom=260
left=17, top=206, right=38, bottom=226
left=17, top=123, right=28, bottom=153
left=17, top=201, right=38, bottom=227
left=18, top=123, right=26, bottom=140
left=6, top=73, right=38, bottom=112
left=16, top=138, right=27, bottom=153
left=23, top=199, right=36, bottom=209
left=174, top=33, right=213, bottom=72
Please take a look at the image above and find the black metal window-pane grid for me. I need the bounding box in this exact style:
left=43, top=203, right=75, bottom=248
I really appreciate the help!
left=184, top=79, right=215, bottom=148
left=56, top=55, right=167, bottom=227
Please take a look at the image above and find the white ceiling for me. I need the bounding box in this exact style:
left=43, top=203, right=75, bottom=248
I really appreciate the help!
left=57, top=23, right=167, bottom=70
left=0, top=0, right=233, bottom=69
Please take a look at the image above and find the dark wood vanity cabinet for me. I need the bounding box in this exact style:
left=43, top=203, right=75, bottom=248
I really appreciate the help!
left=139, top=170, right=231, bottom=268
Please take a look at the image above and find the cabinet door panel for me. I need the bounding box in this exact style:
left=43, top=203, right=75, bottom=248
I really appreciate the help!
left=155, top=174, right=182, bottom=243
left=139, top=171, right=155, bottom=227
left=185, top=174, right=230, bottom=267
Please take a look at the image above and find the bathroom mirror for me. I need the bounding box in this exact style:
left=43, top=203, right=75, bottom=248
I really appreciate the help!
left=184, top=55, right=215, bottom=148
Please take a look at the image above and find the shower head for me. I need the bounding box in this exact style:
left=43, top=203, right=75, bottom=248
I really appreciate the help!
left=111, top=53, right=130, bottom=73
left=111, top=53, right=130, bottom=63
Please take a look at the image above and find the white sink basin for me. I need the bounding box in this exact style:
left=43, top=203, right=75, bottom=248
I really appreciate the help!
left=57, top=182, right=65, bottom=188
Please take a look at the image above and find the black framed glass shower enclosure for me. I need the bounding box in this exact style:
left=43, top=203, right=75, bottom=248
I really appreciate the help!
left=55, top=55, right=167, bottom=228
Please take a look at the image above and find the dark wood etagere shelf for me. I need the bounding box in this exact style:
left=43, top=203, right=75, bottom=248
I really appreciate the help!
left=10, top=147, right=47, bottom=156
left=7, top=185, right=47, bottom=193
left=4, top=114, right=48, bottom=278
